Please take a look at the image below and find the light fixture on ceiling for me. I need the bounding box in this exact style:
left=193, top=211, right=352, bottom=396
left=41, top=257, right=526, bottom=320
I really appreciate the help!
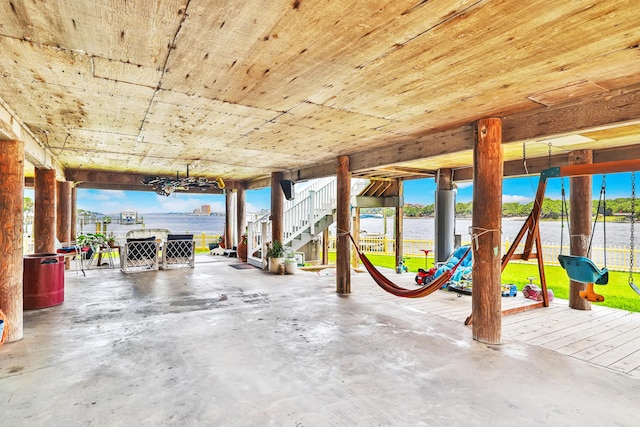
left=142, top=165, right=225, bottom=196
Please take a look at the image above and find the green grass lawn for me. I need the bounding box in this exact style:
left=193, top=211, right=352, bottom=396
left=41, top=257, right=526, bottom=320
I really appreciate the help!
left=329, top=252, right=640, bottom=312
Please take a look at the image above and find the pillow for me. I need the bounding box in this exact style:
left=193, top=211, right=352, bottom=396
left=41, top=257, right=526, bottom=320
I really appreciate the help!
left=167, top=234, right=193, bottom=241
left=57, top=247, right=77, bottom=253
left=126, top=236, right=155, bottom=243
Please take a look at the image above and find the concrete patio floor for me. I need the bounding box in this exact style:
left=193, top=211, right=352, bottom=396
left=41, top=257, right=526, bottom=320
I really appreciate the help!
left=2, top=255, right=639, bottom=426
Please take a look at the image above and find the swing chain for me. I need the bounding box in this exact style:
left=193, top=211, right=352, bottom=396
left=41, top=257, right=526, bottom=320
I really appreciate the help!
left=630, top=172, right=635, bottom=285
left=560, top=178, right=567, bottom=253
left=603, top=175, right=607, bottom=266
left=589, top=175, right=606, bottom=262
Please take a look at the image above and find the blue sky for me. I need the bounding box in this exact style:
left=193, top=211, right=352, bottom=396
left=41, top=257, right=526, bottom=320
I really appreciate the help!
left=23, top=172, right=635, bottom=214
left=417, top=172, right=634, bottom=204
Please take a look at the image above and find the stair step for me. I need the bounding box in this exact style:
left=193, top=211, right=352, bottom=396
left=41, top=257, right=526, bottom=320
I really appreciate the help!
left=247, top=177, right=367, bottom=253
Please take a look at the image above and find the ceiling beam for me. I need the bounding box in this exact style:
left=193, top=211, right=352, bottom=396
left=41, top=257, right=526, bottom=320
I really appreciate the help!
left=245, top=176, right=271, bottom=190
left=283, top=84, right=640, bottom=182
left=502, top=84, right=640, bottom=143
left=453, top=144, right=640, bottom=182
left=350, top=125, right=475, bottom=174
left=68, top=169, right=233, bottom=193
left=73, top=181, right=225, bottom=195
left=30, top=83, right=640, bottom=191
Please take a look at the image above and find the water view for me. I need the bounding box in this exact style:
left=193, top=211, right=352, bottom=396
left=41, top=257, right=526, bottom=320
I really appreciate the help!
left=88, top=213, right=638, bottom=250
left=342, top=217, right=639, bottom=249
left=82, top=213, right=227, bottom=237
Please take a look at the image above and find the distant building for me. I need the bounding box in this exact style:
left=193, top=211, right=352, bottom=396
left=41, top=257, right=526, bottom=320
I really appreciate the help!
left=201, top=204, right=211, bottom=215
left=193, top=208, right=201, bottom=215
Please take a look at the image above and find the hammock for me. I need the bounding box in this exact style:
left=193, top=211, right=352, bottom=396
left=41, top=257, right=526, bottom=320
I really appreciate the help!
left=347, top=233, right=472, bottom=298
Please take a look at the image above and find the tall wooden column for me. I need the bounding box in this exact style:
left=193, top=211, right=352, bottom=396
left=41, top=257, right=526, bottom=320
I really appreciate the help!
left=56, top=181, right=72, bottom=244
left=237, top=187, right=246, bottom=239
left=70, top=184, right=77, bottom=241
left=336, top=155, right=351, bottom=294
left=322, top=228, right=329, bottom=265
left=34, top=168, right=57, bottom=254
left=224, top=190, right=233, bottom=249
left=569, top=150, right=593, bottom=310
left=472, top=118, right=503, bottom=344
left=352, top=207, right=360, bottom=268
left=438, top=168, right=453, bottom=190
left=0, top=140, right=25, bottom=342
left=271, top=172, right=284, bottom=243
left=395, top=179, right=404, bottom=269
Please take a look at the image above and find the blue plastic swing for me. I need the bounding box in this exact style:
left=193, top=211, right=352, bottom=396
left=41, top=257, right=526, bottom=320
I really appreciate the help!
left=558, top=254, right=609, bottom=285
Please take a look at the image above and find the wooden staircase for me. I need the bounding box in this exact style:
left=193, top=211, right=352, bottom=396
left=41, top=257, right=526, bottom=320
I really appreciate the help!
left=246, top=177, right=368, bottom=268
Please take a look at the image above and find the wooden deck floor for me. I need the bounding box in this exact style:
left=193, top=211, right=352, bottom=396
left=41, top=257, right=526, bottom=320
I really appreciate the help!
left=350, top=272, right=640, bottom=378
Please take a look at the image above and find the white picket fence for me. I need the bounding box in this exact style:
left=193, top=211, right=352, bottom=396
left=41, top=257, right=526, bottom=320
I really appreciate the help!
left=328, top=235, right=640, bottom=272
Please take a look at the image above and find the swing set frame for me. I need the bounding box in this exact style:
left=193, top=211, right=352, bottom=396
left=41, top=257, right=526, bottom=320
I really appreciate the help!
left=502, top=159, right=640, bottom=308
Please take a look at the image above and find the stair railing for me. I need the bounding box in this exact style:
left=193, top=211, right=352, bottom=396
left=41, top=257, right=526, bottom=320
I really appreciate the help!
left=246, top=177, right=368, bottom=267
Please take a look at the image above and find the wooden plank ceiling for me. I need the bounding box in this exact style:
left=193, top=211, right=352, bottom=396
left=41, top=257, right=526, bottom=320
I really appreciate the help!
left=1, top=0, right=640, bottom=190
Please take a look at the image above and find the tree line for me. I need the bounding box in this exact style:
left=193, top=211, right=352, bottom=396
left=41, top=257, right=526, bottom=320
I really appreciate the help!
left=364, top=197, right=639, bottom=219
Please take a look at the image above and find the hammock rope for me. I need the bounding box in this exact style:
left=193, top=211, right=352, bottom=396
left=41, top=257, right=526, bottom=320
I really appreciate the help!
left=345, top=231, right=471, bottom=298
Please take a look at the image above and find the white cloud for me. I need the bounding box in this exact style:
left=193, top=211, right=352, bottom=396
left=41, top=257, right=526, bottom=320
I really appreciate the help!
left=94, top=202, right=131, bottom=215
left=154, top=194, right=224, bottom=213
left=455, top=182, right=473, bottom=189
left=503, top=194, right=533, bottom=204
left=92, top=190, right=127, bottom=201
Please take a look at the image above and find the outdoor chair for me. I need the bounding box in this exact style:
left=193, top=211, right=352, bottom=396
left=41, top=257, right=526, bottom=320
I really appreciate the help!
left=56, top=241, right=90, bottom=276
left=120, top=236, right=159, bottom=273
left=162, top=234, right=195, bottom=269
left=125, top=228, right=171, bottom=242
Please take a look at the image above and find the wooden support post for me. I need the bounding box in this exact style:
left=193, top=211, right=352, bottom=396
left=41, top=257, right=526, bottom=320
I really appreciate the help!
left=438, top=168, right=453, bottom=190
left=70, top=184, right=77, bottom=241
left=34, top=168, right=56, bottom=254
left=237, top=187, right=246, bottom=240
left=56, top=181, right=72, bottom=244
left=352, top=207, right=360, bottom=268
left=336, top=156, right=351, bottom=294
left=472, top=118, right=503, bottom=344
left=271, top=172, right=284, bottom=244
left=0, top=140, right=25, bottom=342
left=395, top=179, right=404, bottom=270
left=569, top=150, right=593, bottom=310
left=224, top=190, right=233, bottom=249
left=322, top=228, right=329, bottom=265
left=57, top=181, right=72, bottom=269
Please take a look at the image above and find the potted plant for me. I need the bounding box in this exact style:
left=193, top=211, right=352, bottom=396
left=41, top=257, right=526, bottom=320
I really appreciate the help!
left=76, top=233, right=107, bottom=262
left=266, top=240, right=285, bottom=274
left=77, top=233, right=106, bottom=252
left=284, top=248, right=297, bottom=274
left=106, top=232, right=118, bottom=248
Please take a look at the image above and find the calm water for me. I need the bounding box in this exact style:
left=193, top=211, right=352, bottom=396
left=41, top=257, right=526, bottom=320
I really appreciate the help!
left=84, top=214, right=226, bottom=237
left=344, top=217, right=639, bottom=249
left=88, top=214, right=639, bottom=249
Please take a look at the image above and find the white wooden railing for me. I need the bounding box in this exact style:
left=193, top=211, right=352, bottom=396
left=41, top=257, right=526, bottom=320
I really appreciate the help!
left=247, top=178, right=368, bottom=268
left=283, top=179, right=337, bottom=242
left=326, top=235, right=640, bottom=273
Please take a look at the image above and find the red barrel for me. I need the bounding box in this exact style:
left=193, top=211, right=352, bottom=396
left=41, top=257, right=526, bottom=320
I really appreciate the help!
left=23, top=253, right=65, bottom=309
